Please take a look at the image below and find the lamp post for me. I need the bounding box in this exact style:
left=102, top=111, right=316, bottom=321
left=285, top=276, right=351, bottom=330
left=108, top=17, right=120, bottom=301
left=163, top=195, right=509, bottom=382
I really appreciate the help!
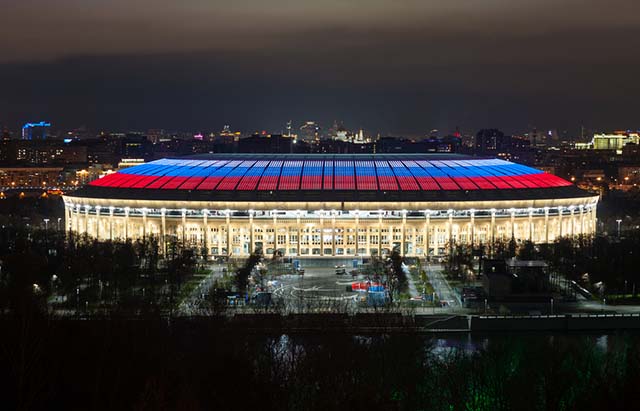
left=432, top=292, right=436, bottom=314
left=44, top=218, right=50, bottom=244
left=616, top=219, right=622, bottom=238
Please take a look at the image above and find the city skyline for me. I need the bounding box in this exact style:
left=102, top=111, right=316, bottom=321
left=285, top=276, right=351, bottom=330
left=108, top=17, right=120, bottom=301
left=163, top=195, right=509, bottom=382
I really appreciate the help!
left=0, top=118, right=635, bottom=142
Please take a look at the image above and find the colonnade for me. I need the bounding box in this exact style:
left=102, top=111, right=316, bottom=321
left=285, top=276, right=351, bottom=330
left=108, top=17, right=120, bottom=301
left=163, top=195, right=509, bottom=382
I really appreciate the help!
left=64, top=203, right=598, bottom=258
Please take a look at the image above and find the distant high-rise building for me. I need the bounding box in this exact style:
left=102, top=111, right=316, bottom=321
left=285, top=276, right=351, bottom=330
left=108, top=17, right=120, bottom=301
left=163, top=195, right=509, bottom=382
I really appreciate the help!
left=121, top=133, right=152, bottom=160
left=284, top=121, right=293, bottom=137
left=146, top=129, right=166, bottom=144
left=218, top=125, right=241, bottom=143
left=21, top=121, right=51, bottom=140
left=528, top=128, right=553, bottom=148
left=575, top=131, right=640, bottom=151
left=475, top=129, right=505, bottom=154
left=299, top=121, right=320, bottom=144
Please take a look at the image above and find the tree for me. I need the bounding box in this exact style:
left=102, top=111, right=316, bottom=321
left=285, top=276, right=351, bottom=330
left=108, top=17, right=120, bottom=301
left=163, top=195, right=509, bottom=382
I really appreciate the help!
left=518, top=240, right=537, bottom=260
left=389, top=248, right=408, bottom=294
left=444, top=242, right=474, bottom=281
left=234, top=250, right=263, bottom=296
left=165, top=241, right=196, bottom=315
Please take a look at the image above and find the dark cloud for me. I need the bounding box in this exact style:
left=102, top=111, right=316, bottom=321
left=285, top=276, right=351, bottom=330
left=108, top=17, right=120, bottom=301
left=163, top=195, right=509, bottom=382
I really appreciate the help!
left=0, top=0, right=638, bottom=134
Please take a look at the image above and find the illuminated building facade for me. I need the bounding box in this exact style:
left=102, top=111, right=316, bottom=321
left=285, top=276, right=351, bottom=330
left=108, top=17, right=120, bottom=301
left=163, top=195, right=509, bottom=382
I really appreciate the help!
left=63, top=154, right=598, bottom=258
left=575, top=132, right=640, bottom=151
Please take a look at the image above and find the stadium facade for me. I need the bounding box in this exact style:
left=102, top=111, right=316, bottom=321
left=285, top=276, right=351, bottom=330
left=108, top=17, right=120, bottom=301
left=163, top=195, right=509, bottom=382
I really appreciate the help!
left=63, top=154, right=598, bottom=258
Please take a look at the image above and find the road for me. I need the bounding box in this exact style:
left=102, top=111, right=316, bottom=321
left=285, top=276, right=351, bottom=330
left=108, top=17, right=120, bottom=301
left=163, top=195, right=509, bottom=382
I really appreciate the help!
left=425, top=262, right=461, bottom=307
left=177, top=261, right=227, bottom=315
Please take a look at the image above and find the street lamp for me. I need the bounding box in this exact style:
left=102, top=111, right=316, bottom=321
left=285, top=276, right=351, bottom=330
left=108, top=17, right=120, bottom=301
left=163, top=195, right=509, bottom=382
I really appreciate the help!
left=51, top=275, right=57, bottom=295
left=43, top=218, right=50, bottom=246
left=616, top=219, right=622, bottom=238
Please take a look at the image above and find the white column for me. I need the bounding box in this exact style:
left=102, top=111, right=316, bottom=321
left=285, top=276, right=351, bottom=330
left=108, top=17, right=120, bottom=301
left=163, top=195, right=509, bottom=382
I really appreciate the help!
left=331, top=211, right=336, bottom=256
left=424, top=211, right=430, bottom=257
left=109, top=206, right=114, bottom=240
left=570, top=206, right=575, bottom=238
left=181, top=208, right=187, bottom=245
left=509, top=208, right=515, bottom=240
left=579, top=205, right=585, bottom=235
left=469, top=209, right=475, bottom=247
left=528, top=208, right=533, bottom=241
left=83, top=205, right=89, bottom=235
left=320, top=211, right=325, bottom=256
left=447, top=210, right=453, bottom=250
left=226, top=211, right=231, bottom=256
left=95, top=206, right=101, bottom=239
left=296, top=211, right=301, bottom=256
left=364, top=225, right=370, bottom=256
left=558, top=206, right=564, bottom=238
left=74, top=204, right=80, bottom=233
left=355, top=211, right=360, bottom=256
left=273, top=211, right=278, bottom=253
left=249, top=210, right=255, bottom=254
left=124, top=207, right=130, bottom=239
left=64, top=205, right=70, bottom=233
left=378, top=213, right=383, bottom=257
left=433, top=222, right=440, bottom=257
left=142, top=208, right=148, bottom=241
left=490, top=209, right=496, bottom=254
left=544, top=207, right=549, bottom=243
left=285, top=222, right=290, bottom=256
left=490, top=210, right=496, bottom=243
left=401, top=210, right=407, bottom=256
left=218, top=216, right=223, bottom=256
left=160, top=208, right=166, bottom=254
left=203, top=209, right=209, bottom=256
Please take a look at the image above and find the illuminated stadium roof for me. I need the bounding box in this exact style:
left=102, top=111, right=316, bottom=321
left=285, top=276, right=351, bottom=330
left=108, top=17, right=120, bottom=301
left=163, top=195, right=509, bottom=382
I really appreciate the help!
left=77, top=154, right=590, bottom=202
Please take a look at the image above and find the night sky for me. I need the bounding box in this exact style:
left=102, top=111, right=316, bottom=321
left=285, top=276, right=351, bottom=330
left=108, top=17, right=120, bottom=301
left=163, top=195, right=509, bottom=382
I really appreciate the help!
left=1, top=0, right=639, bottom=135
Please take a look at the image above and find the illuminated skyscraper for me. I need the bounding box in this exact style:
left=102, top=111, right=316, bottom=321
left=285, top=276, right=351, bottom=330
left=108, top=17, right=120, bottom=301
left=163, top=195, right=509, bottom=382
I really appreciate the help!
left=22, top=121, right=51, bottom=140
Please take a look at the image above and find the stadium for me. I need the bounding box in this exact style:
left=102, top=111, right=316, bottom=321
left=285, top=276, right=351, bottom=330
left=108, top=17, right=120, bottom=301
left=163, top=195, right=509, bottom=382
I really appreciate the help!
left=63, top=154, right=598, bottom=258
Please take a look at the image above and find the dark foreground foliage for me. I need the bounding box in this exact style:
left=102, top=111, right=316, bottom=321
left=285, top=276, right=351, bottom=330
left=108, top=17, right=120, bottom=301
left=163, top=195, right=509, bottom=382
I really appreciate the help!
left=1, top=308, right=640, bottom=410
